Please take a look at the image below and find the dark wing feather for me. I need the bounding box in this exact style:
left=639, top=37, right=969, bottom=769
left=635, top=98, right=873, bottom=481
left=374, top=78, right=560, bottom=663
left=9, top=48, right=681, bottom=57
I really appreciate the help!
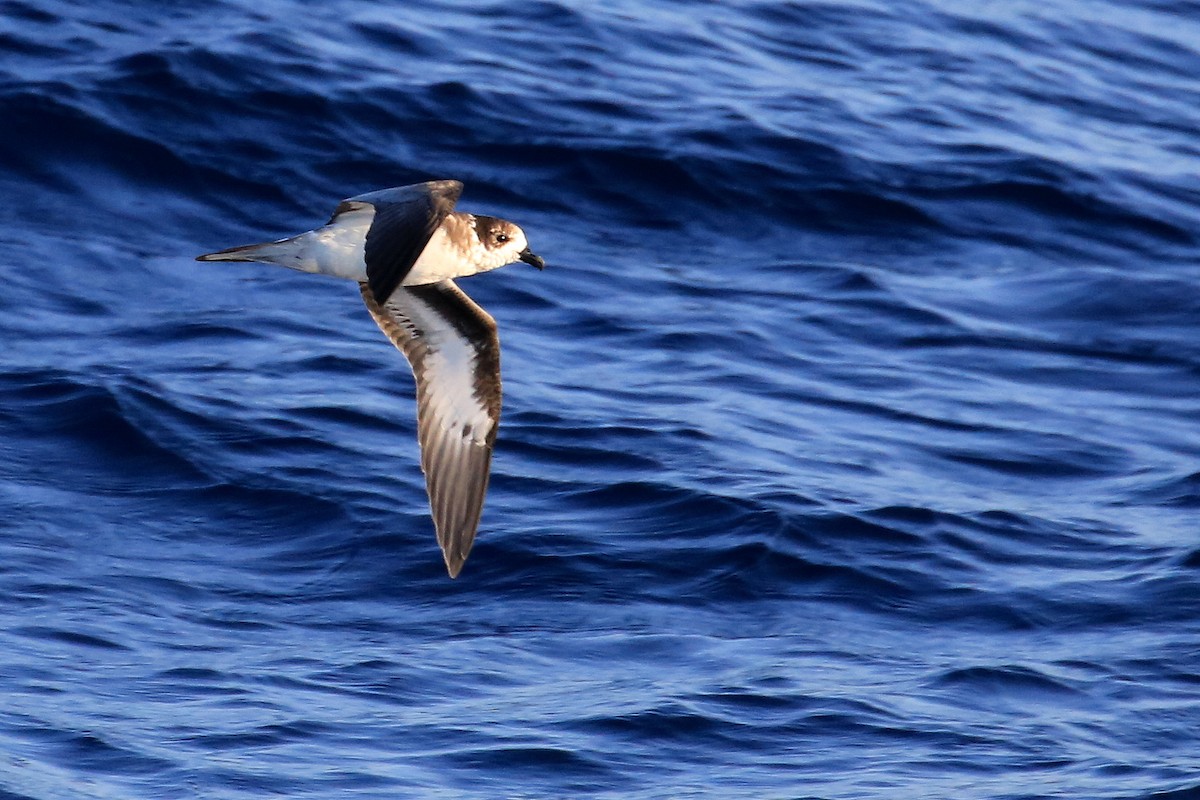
left=359, top=279, right=501, bottom=578
left=336, top=180, right=463, bottom=304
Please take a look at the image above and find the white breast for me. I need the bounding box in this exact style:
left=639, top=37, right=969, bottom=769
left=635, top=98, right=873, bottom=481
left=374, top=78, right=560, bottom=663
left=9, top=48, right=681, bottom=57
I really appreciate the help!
left=403, top=225, right=480, bottom=286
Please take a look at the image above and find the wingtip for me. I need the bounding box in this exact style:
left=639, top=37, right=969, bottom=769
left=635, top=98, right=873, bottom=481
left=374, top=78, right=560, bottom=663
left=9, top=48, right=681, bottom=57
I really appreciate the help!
left=429, top=179, right=464, bottom=201
left=442, top=538, right=472, bottom=579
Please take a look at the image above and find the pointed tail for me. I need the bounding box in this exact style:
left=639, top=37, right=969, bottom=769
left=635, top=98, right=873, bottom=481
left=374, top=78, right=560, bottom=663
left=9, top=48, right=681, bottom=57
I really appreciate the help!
left=196, top=240, right=288, bottom=263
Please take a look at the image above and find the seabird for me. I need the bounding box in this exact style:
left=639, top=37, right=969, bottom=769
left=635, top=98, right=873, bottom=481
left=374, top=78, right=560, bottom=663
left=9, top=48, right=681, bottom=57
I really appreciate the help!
left=196, top=180, right=545, bottom=577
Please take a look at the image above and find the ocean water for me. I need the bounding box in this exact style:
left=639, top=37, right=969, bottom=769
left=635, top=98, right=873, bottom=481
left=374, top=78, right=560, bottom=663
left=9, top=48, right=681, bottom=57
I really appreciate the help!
left=1, top=0, right=1199, bottom=797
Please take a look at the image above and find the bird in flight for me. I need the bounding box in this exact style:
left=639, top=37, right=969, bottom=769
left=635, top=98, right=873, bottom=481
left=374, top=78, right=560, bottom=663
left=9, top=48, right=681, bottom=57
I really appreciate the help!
left=197, top=180, right=545, bottom=577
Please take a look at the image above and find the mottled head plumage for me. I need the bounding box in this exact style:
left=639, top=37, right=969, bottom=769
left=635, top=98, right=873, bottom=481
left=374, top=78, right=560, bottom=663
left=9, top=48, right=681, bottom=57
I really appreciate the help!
left=472, top=215, right=519, bottom=250
left=469, top=214, right=544, bottom=270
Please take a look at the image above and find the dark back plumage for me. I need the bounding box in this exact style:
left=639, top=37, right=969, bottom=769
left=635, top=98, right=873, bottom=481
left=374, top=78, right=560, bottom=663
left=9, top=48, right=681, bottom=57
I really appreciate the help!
left=333, top=180, right=463, bottom=303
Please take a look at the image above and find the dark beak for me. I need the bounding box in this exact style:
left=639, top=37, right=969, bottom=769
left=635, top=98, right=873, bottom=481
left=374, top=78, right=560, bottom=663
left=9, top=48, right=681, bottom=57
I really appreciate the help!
left=518, top=247, right=545, bottom=270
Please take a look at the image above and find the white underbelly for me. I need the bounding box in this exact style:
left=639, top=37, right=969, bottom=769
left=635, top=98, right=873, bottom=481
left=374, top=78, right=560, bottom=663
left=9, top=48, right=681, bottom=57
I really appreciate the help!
left=309, top=209, right=371, bottom=281
left=298, top=212, right=474, bottom=286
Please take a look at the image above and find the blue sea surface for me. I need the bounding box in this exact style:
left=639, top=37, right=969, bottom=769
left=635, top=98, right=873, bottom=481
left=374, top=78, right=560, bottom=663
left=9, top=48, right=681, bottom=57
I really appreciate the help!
left=2, top=0, right=1199, bottom=797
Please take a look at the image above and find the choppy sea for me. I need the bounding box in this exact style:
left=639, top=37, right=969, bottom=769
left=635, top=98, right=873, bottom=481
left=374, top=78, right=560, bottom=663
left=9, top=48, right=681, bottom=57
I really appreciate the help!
left=2, top=1, right=1199, bottom=797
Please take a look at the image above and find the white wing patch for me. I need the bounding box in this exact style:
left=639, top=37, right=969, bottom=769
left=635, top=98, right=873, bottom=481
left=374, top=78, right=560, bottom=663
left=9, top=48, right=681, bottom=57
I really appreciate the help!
left=423, top=347, right=494, bottom=446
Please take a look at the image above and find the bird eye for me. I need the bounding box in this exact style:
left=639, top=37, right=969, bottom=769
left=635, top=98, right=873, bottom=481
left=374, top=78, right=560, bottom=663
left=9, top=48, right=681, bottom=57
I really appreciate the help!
left=495, top=233, right=510, bottom=244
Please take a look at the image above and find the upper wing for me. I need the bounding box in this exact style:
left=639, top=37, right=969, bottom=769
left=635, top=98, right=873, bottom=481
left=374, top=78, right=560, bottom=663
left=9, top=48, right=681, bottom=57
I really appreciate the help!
left=332, top=180, right=463, bottom=304
left=359, top=278, right=501, bottom=578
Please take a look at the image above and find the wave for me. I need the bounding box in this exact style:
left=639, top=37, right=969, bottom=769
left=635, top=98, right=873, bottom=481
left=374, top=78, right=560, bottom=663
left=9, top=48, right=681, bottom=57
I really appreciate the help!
left=6, top=0, right=1195, bottom=269
left=3, top=2, right=1199, bottom=797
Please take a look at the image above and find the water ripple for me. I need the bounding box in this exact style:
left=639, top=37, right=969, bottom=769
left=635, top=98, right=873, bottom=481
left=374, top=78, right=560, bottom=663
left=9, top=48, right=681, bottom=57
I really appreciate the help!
left=2, top=0, right=1200, bottom=797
